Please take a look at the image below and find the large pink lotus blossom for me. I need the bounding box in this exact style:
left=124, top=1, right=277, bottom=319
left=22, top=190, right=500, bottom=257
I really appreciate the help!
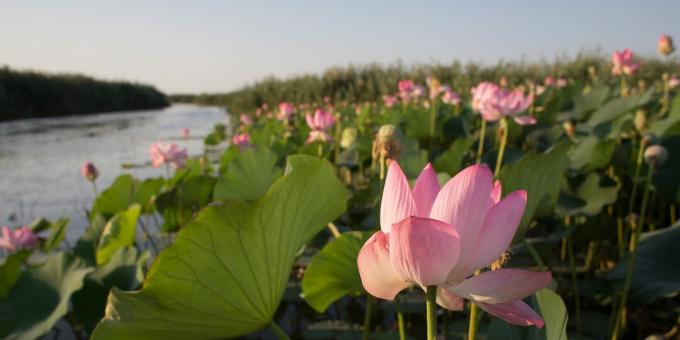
left=612, top=49, right=640, bottom=76
left=277, top=102, right=295, bottom=121
left=232, top=133, right=251, bottom=149
left=150, top=142, right=188, bottom=169
left=240, top=114, right=254, bottom=126
left=305, top=109, right=336, bottom=143
left=357, top=162, right=551, bottom=327
left=383, top=95, right=398, bottom=108
left=472, top=82, right=536, bottom=125
left=81, top=161, right=99, bottom=182
left=0, top=226, right=38, bottom=252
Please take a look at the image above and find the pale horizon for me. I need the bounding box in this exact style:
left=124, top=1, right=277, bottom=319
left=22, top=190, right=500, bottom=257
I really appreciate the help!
left=2, top=0, right=678, bottom=94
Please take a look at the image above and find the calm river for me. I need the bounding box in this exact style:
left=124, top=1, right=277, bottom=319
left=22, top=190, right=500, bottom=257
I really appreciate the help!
left=0, top=104, right=228, bottom=241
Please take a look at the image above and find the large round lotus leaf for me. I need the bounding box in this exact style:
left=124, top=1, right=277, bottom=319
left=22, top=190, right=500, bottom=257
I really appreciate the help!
left=91, top=155, right=347, bottom=339
left=0, top=253, right=93, bottom=340
left=608, top=222, right=680, bottom=304
left=499, top=141, right=571, bottom=241
left=301, top=231, right=372, bottom=313
left=213, top=146, right=282, bottom=201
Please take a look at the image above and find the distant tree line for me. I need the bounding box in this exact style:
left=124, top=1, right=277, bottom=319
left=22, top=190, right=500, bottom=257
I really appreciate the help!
left=170, top=52, right=679, bottom=114
left=0, top=66, right=168, bottom=121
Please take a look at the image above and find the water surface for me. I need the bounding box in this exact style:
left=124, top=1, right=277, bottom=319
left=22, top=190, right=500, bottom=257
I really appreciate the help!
left=0, top=104, right=227, bottom=240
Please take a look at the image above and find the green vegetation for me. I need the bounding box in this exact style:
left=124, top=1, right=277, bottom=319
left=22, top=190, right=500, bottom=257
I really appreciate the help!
left=0, top=66, right=168, bottom=121
left=170, top=53, right=679, bottom=113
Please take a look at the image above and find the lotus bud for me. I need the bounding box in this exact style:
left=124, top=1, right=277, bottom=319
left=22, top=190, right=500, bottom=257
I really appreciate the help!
left=658, top=34, right=675, bottom=56
left=637, top=80, right=647, bottom=93
left=642, top=132, right=658, bottom=145
left=644, top=145, right=668, bottom=166
left=499, top=76, right=508, bottom=88
left=372, top=124, right=400, bottom=162
left=340, top=127, right=358, bottom=149
left=81, top=161, right=99, bottom=182
left=588, top=65, right=598, bottom=80
left=634, top=110, right=647, bottom=132
left=562, top=121, right=575, bottom=138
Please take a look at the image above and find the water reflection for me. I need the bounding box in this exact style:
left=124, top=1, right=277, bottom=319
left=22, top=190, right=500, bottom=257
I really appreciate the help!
left=0, top=105, right=228, bottom=240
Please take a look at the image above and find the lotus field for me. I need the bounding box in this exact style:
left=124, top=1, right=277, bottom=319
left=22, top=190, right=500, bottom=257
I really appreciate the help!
left=4, top=39, right=680, bottom=340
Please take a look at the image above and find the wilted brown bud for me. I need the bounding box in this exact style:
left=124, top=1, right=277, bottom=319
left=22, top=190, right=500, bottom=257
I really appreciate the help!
left=340, top=127, right=358, bottom=149
left=372, top=124, right=400, bottom=162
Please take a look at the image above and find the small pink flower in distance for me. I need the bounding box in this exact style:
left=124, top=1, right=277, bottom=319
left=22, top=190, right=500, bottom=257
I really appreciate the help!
left=383, top=95, right=398, bottom=108
left=305, top=109, right=336, bottom=143
left=668, top=75, right=680, bottom=90
left=150, top=142, right=188, bottom=169
left=0, top=226, right=38, bottom=252
left=232, top=133, right=251, bottom=149
left=612, top=49, right=640, bottom=76
left=658, top=34, right=675, bottom=56
left=442, top=89, right=461, bottom=105
left=278, top=102, right=295, bottom=121
left=81, top=161, right=99, bottom=182
left=357, top=162, right=550, bottom=327
left=398, top=80, right=415, bottom=94
left=181, top=128, right=190, bottom=139
left=240, top=114, right=254, bottom=126
left=413, top=85, right=426, bottom=98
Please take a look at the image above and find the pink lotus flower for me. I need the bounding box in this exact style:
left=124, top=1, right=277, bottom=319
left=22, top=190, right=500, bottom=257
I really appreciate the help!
left=544, top=77, right=568, bottom=89
left=612, top=49, right=640, bottom=76
left=0, top=226, right=38, bottom=252
left=232, top=133, right=251, bottom=148
left=442, top=88, right=461, bottom=105
left=383, top=95, right=398, bottom=108
left=413, top=85, right=426, bottom=98
left=669, top=75, right=680, bottom=90
left=357, top=162, right=551, bottom=327
left=150, top=141, right=188, bottom=169
left=278, top=102, right=295, bottom=121
left=81, top=161, right=99, bottom=182
left=181, top=128, right=190, bottom=139
left=658, top=34, right=675, bottom=56
left=472, top=82, right=536, bottom=125
left=398, top=80, right=415, bottom=94
left=305, top=109, right=336, bottom=143
left=240, top=114, right=254, bottom=126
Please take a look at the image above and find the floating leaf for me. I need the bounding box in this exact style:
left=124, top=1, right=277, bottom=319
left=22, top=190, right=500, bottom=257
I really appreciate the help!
left=608, top=222, right=680, bottom=303
left=0, top=253, right=93, bottom=340
left=96, top=204, right=141, bottom=266
left=499, top=142, right=571, bottom=241
left=91, top=155, right=347, bottom=339
left=213, top=146, right=282, bottom=201
left=301, top=231, right=371, bottom=313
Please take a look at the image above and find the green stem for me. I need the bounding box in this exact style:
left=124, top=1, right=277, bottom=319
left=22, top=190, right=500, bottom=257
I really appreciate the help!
left=612, top=163, right=655, bottom=339
left=91, top=181, right=98, bottom=198
left=620, top=75, right=628, bottom=97
left=269, top=322, right=290, bottom=340
left=318, top=143, right=323, bottom=158
left=430, top=100, right=437, bottom=137
left=476, top=119, right=487, bottom=164
left=494, top=118, right=508, bottom=176
left=426, top=286, right=437, bottom=340
left=627, top=137, right=646, bottom=218
left=567, top=237, right=582, bottom=340
left=363, top=296, right=375, bottom=340
left=396, top=296, right=407, bottom=340
left=468, top=302, right=479, bottom=340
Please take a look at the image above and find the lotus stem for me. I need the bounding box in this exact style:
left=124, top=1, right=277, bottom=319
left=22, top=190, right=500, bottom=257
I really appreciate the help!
left=379, top=154, right=386, bottom=181
left=494, top=118, right=508, bottom=176
left=269, top=322, right=290, bottom=340
left=612, top=162, right=655, bottom=339
left=525, top=239, right=546, bottom=270
left=627, top=137, right=646, bottom=218
left=318, top=143, right=323, bottom=158
left=476, top=119, right=487, bottom=164
left=426, top=286, right=437, bottom=340
left=620, top=75, right=628, bottom=97
left=327, top=222, right=341, bottom=238
left=468, top=302, right=479, bottom=340
left=363, top=295, right=375, bottom=340
left=567, top=237, right=582, bottom=340
left=396, top=296, right=407, bottom=340
left=430, top=100, right=437, bottom=138
left=91, top=181, right=98, bottom=198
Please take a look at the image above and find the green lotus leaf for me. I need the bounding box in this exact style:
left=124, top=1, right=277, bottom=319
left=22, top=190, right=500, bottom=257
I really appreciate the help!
left=213, top=146, right=282, bottom=201
left=91, top=155, right=347, bottom=339
left=301, top=231, right=372, bottom=313
left=96, top=204, right=141, bottom=266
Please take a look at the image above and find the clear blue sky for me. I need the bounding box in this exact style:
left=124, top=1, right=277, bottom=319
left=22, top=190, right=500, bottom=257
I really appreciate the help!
left=1, top=1, right=678, bottom=93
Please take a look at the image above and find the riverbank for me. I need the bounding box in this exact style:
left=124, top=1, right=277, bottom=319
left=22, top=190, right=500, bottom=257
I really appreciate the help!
left=0, top=66, right=169, bottom=121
